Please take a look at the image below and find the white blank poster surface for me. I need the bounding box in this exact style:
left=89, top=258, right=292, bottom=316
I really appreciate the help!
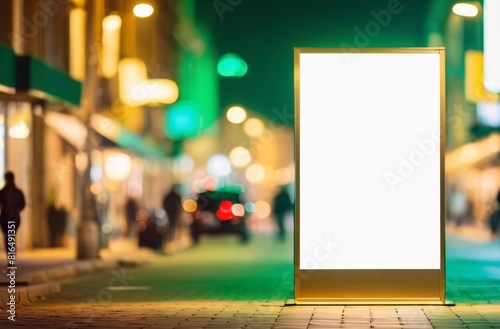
left=299, top=52, right=441, bottom=270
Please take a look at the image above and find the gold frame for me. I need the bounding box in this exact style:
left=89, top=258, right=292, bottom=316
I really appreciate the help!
left=293, top=47, right=446, bottom=305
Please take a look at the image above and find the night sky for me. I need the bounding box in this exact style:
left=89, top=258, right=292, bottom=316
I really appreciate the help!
left=196, top=0, right=433, bottom=124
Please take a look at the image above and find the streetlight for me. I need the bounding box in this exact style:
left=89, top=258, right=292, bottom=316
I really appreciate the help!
left=452, top=3, right=479, bottom=17
left=133, top=3, right=154, bottom=18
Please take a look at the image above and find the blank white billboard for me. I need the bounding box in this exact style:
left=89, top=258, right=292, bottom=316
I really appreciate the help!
left=484, top=0, right=500, bottom=93
left=298, top=51, right=442, bottom=270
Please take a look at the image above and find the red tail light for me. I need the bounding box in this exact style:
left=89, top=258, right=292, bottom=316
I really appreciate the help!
left=216, top=200, right=233, bottom=220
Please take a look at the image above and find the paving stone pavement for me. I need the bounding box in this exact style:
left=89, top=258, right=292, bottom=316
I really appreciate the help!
left=0, top=228, right=499, bottom=328
left=0, top=301, right=499, bottom=328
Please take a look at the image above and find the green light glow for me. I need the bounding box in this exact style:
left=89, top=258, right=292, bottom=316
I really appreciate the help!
left=165, top=102, right=201, bottom=140
left=217, top=53, right=248, bottom=77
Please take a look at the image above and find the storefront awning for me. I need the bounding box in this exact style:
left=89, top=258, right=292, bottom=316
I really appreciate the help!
left=0, top=43, right=16, bottom=94
left=91, top=113, right=174, bottom=159
left=46, top=111, right=175, bottom=159
left=16, top=55, right=82, bottom=107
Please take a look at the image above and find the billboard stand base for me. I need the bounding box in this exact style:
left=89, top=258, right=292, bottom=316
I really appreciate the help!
left=285, top=299, right=456, bottom=306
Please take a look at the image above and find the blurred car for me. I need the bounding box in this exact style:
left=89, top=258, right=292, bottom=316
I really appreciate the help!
left=188, top=185, right=250, bottom=244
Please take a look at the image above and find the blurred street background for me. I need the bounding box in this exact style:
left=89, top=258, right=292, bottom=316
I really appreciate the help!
left=0, top=0, right=499, bottom=327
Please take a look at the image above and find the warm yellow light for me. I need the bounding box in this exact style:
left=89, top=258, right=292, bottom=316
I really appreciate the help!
left=254, top=201, right=271, bottom=219
left=91, top=114, right=121, bottom=140
left=245, top=164, right=265, bottom=183
left=8, top=103, right=31, bottom=139
left=139, top=79, right=179, bottom=104
left=133, top=3, right=154, bottom=17
left=243, top=118, right=265, bottom=137
left=119, top=58, right=147, bottom=105
left=75, top=152, right=89, bottom=172
left=452, top=3, right=479, bottom=17
left=69, top=8, right=86, bottom=80
left=102, top=14, right=121, bottom=30
left=183, top=199, right=197, bottom=213
left=229, top=146, right=252, bottom=168
left=104, top=152, right=131, bottom=180
left=90, top=182, right=103, bottom=195
left=464, top=51, right=499, bottom=102
left=9, top=122, right=30, bottom=139
left=118, top=59, right=178, bottom=105
left=274, top=167, right=294, bottom=185
left=226, top=106, right=247, bottom=124
left=101, top=15, right=122, bottom=78
left=45, top=111, right=87, bottom=149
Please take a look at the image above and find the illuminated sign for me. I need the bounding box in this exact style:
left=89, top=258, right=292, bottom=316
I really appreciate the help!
left=484, top=0, right=500, bottom=93
left=294, top=48, right=445, bottom=304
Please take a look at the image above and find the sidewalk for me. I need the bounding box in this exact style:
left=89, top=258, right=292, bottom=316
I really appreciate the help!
left=0, top=237, right=170, bottom=305
left=1, top=229, right=500, bottom=328
left=2, top=224, right=500, bottom=318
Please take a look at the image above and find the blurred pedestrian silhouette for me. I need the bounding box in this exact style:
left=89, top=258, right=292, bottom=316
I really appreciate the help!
left=449, top=186, right=469, bottom=226
left=46, top=189, right=67, bottom=248
left=162, top=185, right=182, bottom=242
left=488, top=188, right=500, bottom=235
left=272, top=185, right=293, bottom=242
left=0, top=171, right=26, bottom=267
left=125, top=196, right=140, bottom=238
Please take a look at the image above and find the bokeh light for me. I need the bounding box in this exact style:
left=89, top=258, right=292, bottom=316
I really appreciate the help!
left=96, top=193, right=108, bottom=204
left=226, top=106, right=247, bottom=124
left=245, top=202, right=255, bottom=213
left=102, top=14, right=122, bottom=30
left=206, top=154, right=232, bottom=177
left=274, top=167, right=294, bottom=185
left=245, top=164, right=265, bottom=183
left=193, top=179, right=205, bottom=193
left=217, top=53, right=248, bottom=77
left=232, top=203, right=245, bottom=217
left=183, top=199, right=198, bottom=213
left=253, top=201, right=271, bottom=218
left=165, top=102, right=200, bottom=140
left=102, top=223, right=113, bottom=234
left=90, top=182, right=103, bottom=195
left=217, top=201, right=233, bottom=220
left=243, top=118, right=265, bottom=137
left=229, top=146, right=252, bottom=168
left=203, top=176, right=219, bottom=191
left=90, top=164, right=103, bottom=182
left=75, top=152, right=88, bottom=172
left=452, top=3, right=479, bottom=17
left=133, top=3, right=154, bottom=17
left=172, top=153, right=195, bottom=176
left=104, top=152, right=131, bottom=180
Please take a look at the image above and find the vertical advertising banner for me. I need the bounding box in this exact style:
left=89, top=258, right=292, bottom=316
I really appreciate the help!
left=294, top=48, right=445, bottom=304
